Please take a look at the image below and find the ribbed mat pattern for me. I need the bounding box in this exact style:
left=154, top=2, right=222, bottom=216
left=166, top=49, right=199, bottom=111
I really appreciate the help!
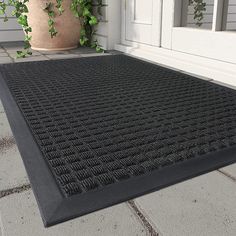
left=1, top=55, right=236, bottom=198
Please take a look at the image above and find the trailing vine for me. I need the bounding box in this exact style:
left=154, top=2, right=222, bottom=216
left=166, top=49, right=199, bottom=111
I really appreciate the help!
left=0, top=0, right=103, bottom=57
left=71, top=0, right=103, bottom=52
left=1, top=0, right=206, bottom=57
left=189, top=0, right=206, bottom=26
left=1, top=0, right=32, bottom=57
left=44, top=2, right=58, bottom=38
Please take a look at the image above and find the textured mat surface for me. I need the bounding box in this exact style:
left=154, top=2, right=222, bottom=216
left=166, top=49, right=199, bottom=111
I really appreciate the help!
left=1, top=55, right=236, bottom=226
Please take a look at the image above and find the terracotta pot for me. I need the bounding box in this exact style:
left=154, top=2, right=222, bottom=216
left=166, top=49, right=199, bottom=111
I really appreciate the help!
left=26, top=0, right=81, bottom=51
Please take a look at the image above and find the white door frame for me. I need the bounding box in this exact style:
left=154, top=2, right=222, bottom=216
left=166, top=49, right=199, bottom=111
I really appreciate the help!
left=169, top=0, right=236, bottom=64
left=113, top=0, right=236, bottom=86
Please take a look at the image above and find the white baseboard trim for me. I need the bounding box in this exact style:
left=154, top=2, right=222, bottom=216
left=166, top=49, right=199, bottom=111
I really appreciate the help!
left=115, top=44, right=236, bottom=87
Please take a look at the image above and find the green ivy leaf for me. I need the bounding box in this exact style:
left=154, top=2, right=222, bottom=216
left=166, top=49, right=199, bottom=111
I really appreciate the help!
left=17, top=15, right=28, bottom=27
left=83, top=8, right=91, bottom=17
left=89, top=16, right=98, bottom=26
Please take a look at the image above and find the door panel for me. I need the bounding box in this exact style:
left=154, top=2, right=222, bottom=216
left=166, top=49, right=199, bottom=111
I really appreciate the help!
left=125, top=0, right=162, bottom=46
left=132, top=0, right=153, bottom=24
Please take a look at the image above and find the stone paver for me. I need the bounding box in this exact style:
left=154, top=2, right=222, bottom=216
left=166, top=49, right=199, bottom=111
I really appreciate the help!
left=5, top=48, right=28, bottom=54
left=0, top=190, right=147, bottom=236
left=80, top=53, right=111, bottom=57
left=0, top=215, right=2, bottom=236
left=8, top=50, right=42, bottom=58
left=0, top=103, right=3, bottom=113
left=0, top=103, right=29, bottom=190
left=0, top=114, right=12, bottom=139
left=220, top=164, right=236, bottom=180
left=40, top=50, right=70, bottom=55
left=45, top=54, right=81, bottom=60
left=0, top=145, right=29, bottom=191
left=14, top=56, right=49, bottom=63
left=0, top=105, right=12, bottom=139
left=0, top=53, right=8, bottom=57
left=0, top=57, right=12, bottom=64
left=69, top=47, right=98, bottom=54
left=0, top=101, right=5, bottom=113
left=134, top=171, right=236, bottom=236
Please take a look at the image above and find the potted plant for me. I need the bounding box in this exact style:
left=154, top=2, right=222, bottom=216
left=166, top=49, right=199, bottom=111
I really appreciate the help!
left=0, top=0, right=103, bottom=57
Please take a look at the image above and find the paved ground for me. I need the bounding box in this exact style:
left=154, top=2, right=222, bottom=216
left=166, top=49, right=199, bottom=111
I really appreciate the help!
left=0, top=42, right=236, bottom=236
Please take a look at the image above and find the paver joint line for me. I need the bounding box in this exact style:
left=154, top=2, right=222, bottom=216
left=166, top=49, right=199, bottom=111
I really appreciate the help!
left=218, top=170, right=236, bottom=182
left=0, top=136, right=16, bottom=153
left=0, top=184, right=31, bottom=199
left=128, top=200, right=159, bottom=236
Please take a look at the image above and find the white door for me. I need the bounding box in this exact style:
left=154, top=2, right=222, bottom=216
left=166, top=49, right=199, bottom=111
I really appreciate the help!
left=123, top=0, right=162, bottom=46
left=169, top=0, right=236, bottom=64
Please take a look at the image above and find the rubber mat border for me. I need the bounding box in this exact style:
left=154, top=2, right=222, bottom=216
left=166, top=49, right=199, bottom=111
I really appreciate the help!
left=1, top=57, right=236, bottom=227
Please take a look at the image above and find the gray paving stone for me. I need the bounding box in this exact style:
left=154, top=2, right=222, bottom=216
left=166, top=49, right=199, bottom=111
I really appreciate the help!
left=0, top=57, right=12, bottom=64
left=45, top=54, right=81, bottom=60
left=2, top=47, right=25, bottom=54
left=5, top=48, right=25, bottom=54
left=0, top=102, right=5, bottom=114
left=0, top=53, right=8, bottom=57
left=220, top=163, right=236, bottom=180
left=14, top=56, right=49, bottom=63
left=0, top=113, right=13, bottom=140
left=80, top=53, right=111, bottom=57
left=40, top=50, right=70, bottom=55
left=0, top=145, right=29, bottom=191
left=69, top=47, right=97, bottom=54
left=0, top=102, right=29, bottom=190
left=0, top=103, right=13, bottom=140
left=134, top=171, right=236, bottom=236
left=0, top=190, right=147, bottom=236
left=0, top=215, right=2, bottom=236
left=8, top=50, right=42, bottom=58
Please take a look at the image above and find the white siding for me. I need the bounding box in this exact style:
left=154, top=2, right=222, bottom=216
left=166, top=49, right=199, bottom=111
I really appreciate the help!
left=227, top=0, right=236, bottom=30
left=0, top=6, right=24, bottom=42
left=93, top=0, right=121, bottom=50
left=93, top=0, right=109, bottom=49
left=187, top=0, right=236, bottom=30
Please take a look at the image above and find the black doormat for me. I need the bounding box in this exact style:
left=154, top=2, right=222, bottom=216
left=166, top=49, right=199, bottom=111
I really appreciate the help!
left=1, top=55, right=236, bottom=226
